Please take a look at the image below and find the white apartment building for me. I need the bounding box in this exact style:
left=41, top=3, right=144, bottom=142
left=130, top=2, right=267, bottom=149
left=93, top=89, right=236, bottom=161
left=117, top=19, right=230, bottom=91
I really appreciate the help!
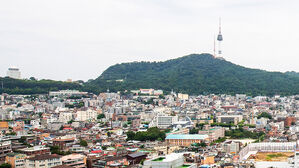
left=49, top=90, right=87, bottom=97
left=59, top=112, right=73, bottom=123
left=7, top=67, right=21, bottom=79
left=150, top=115, right=178, bottom=128
left=76, top=109, right=97, bottom=121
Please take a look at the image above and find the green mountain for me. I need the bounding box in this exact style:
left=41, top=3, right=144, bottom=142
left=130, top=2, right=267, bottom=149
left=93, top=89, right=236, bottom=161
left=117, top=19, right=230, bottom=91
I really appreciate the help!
left=87, top=53, right=299, bottom=96
left=285, top=71, right=299, bottom=78
left=0, top=77, right=82, bottom=95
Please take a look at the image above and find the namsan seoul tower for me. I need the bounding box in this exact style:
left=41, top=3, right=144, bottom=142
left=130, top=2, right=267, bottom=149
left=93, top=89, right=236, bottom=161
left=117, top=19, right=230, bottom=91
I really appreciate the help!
left=217, top=18, right=223, bottom=59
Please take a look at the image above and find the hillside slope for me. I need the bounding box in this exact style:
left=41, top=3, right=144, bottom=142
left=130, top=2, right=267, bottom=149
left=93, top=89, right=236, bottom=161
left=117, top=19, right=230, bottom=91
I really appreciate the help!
left=0, top=77, right=82, bottom=95
left=87, top=54, right=299, bottom=96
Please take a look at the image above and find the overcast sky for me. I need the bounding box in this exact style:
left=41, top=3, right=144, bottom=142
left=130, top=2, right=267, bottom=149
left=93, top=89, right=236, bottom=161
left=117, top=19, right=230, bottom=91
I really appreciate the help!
left=1, top=0, right=299, bottom=81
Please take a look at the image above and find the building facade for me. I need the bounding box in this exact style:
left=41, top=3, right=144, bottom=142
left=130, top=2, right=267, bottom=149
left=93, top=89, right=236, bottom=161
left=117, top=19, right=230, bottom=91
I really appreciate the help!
left=7, top=67, right=21, bottom=79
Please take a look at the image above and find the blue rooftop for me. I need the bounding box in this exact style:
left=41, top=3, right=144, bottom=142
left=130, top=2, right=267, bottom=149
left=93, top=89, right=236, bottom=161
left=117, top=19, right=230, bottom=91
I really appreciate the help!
left=165, top=134, right=208, bottom=140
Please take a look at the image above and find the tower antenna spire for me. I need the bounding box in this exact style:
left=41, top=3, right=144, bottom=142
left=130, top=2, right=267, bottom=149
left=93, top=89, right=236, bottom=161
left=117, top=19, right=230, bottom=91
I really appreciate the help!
left=217, top=17, right=223, bottom=58
left=213, top=35, right=216, bottom=58
left=219, top=17, right=221, bottom=33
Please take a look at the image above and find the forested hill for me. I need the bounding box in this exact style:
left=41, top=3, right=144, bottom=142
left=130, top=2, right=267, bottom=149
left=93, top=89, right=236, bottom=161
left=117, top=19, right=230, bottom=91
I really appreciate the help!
left=87, top=53, right=299, bottom=96
left=285, top=71, right=299, bottom=78
left=0, top=77, right=82, bottom=95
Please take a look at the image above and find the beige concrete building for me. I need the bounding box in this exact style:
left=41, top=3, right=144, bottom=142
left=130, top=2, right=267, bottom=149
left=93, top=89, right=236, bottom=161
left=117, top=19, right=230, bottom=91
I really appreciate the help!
left=198, top=126, right=225, bottom=141
left=25, top=154, right=62, bottom=168
left=76, top=109, right=97, bottom=121
left=61, top=154, right=86, bottom=168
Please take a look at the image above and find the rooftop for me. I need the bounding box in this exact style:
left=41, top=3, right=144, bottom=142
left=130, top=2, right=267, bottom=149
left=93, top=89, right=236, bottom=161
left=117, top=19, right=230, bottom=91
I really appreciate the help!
left=150, top=153, right=183, bottom=162
left=127, top=152, right=147, bottom=158
left=166, top=134, right=208, bottom=140
left=28, top=154, right=61, bottom=161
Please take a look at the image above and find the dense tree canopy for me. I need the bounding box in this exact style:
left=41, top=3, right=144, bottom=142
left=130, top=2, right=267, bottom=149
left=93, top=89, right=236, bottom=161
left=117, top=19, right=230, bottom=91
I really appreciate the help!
left=3, top=54, right=299, bottom=96
left=126, top=127, right=166, bottom=141
left=86, top=54, right=299, bottom=96
left=0, top=77, right=82, bottom=94
left=257, top=112, right=272, bottom=119
left=225, top=128, right=265, bottom=139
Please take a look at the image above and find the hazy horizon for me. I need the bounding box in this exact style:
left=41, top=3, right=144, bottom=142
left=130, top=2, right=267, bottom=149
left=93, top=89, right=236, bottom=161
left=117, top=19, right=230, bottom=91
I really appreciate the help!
left=1, top=0, right=299, bottom=81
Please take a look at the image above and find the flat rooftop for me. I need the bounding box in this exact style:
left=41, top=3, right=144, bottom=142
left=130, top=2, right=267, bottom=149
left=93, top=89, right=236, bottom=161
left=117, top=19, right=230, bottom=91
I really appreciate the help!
left=166, top=134, right=208, bottom=140
left=248, top=152, right=294, bottom=162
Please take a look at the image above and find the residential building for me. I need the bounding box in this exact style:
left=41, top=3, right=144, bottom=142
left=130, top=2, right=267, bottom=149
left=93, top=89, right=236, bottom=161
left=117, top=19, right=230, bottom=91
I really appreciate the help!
left=126, top=152, right=147, bottom=165
left=49, top=90, right=88, bottom=97
left=18, top=146, right=50, bottom=156
left=0, top=140, right=12, bottom=161
left=217, top=115, right=243, bottom=125
left=198, top=126, right=225, bottom=141
left=61, top=153, right=86, bottom=168
left=150, top=115, right=178, bottom=129
left=165, top=134, right=209, bottom=147
left=53, top=136, right=76, bottom=150
left=5, top=153, right=27, bottom=168
left=7, top=67, right=21, bottom=79
left=25, top=154, right=62, bottom=168
left=76, top=109, right=98, bottom=121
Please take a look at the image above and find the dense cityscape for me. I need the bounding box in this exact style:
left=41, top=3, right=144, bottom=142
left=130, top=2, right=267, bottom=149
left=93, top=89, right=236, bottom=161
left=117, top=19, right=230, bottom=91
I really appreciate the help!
left=2, top=1, right=299, bottom=168
left=1, top=81, right=299, bottom=168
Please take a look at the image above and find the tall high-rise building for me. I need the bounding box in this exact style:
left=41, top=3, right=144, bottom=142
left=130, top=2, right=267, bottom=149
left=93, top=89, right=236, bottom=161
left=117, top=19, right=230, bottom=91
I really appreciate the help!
left=6, top=67, right=21, bottom=79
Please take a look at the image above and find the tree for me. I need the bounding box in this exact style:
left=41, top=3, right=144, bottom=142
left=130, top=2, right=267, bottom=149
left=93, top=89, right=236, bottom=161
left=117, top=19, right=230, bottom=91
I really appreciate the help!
left=199, top=142, right=207, bottom=147
left=5, top=132, right=16, bottom=136
left=80, top=139, right=88, bottom=147
left=189, top=128, right=199, bottom=134
left=16, top=103, right=22, bottom=107
left=50, top=145, right=71, bottom=155
left=68, top=120, right=74, bottom=124
left=126, top=131, right=136, bottom=140
left=0, top=77, right=82, bottom=95
left=50, top=146, right=60, bottom=154
left=97, top=114, right=105, bottom=119
left=29, top=77, right=37, bottom=81
left=257, top=112, right=272, bottom=119
left=0, top=163, right=11, bottom=168
left=126, top=127, right=166, bottom=141
left=85, top=53, right=299, bottom=96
